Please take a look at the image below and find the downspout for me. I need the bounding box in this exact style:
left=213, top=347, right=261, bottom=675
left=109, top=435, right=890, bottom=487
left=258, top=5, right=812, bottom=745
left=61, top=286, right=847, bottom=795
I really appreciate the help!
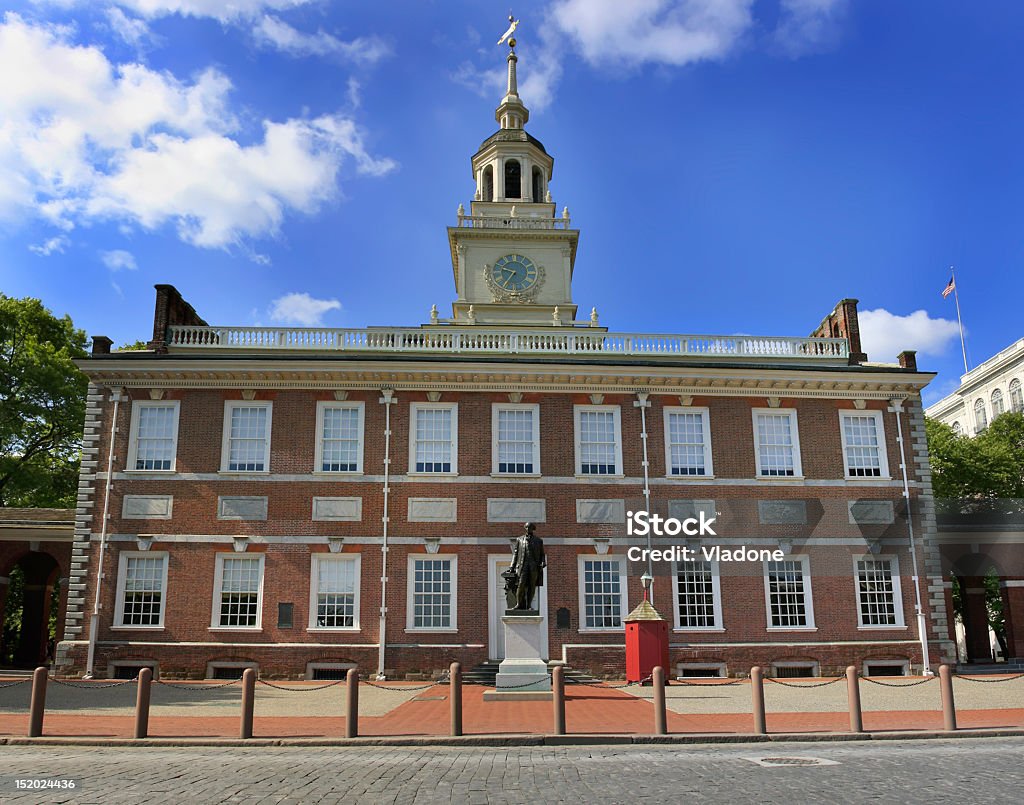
left=634, top=392, right=654, bottom=594
left=376, top=389, right=395, bottom=680
left=85, top=386, right=122, bottom=678
left=890, top=396, right=932, bottom=675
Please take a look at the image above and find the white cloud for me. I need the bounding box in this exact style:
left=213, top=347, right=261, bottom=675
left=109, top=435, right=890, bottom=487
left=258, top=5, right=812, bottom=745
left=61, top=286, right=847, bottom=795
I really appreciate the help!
left=28, top=235, right=69, bottom=255
left=100, top=248, right=137, bottom=270
left=42, top=1, right=314, bottom=24
left=773, top=0, right=848, bottom=57
left=268, top=291, right=341, bottom=326
left=858, top=308, right=962, bottom=364
left=253, top=15, right=391, bottom=64
left=0, top=14, right=396, bottom=249
left=105, top=7, right=152, bottom=49
left=550, top=0, right=754, bottom=68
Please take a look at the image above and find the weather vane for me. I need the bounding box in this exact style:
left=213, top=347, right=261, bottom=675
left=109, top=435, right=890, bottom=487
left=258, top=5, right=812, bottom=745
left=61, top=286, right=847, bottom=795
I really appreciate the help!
left=498, top=13, right=520, bottom=49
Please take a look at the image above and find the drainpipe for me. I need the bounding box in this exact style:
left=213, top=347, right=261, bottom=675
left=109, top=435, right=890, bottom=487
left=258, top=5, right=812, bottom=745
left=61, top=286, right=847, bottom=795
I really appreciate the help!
left=890, top=396, right=932, bottom=675
left=634, top=392, right=654, bottom=595
left=85, top=387, right=123, bottom=678
left=376, top=389, right=396, bottom=680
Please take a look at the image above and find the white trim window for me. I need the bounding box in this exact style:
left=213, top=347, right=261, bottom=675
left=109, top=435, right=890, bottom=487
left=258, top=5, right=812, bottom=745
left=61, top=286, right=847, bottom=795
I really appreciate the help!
left=663, top=406, right=713, bottom=477
left=992, top=389, right=1005, bottom=418
left=578, top=556, right=627, bottom=631
left=492, top=403, right=540, bottom=475
left=1010, top=379, right=1023, bottom=413
left=409, top=403, right=458, bottom=474
left=839, top=410, right=890, bottom=479
left=764, top=556, right=815, bottom=629
left=974, top=399, right=988, bottom=433
left=315, top=402, right=364, bottom=473
left=672, top=559, right=722, bottom=630
left=221, top=402, right=272, bottom=472
left=212, top=554, right=265, bottom=629
left=407, top=555, right=457, bottom=631
left=854, top=556, right=905, bottom=628
left=128, top=401, right=180, bottom=471
left=752, top=409, right=802, bottom=478
left=574, top=405, right=623, bottom=476
left=309, top=554, right=360, bottom=630
left=114, top=552, right=168, bottom=627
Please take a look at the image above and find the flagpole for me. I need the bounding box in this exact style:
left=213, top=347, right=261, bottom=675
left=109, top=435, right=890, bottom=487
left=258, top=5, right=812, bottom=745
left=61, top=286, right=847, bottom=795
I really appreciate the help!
left=950, top=266, right=969, bottom=374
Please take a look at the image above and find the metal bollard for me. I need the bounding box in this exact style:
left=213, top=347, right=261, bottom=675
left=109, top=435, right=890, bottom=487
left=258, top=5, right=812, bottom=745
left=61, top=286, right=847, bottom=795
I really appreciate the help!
left=552, top=665, right=566, bottom=735
left=846, top=666, right=863, bottom=733
left=240, top=668, right=256, bottom=739
left=750, top=666, right=767, bottom=735
left=27, top=667, right=48, bottom=738
left=450, top=662, right=463, bottom=737
left=939, top=664, right=957, bottom=731
left=345, top=668, right=359, bottom=739
left=653, top=666, right=668, bottom=735
left=134, top=668, right=153, bottom=739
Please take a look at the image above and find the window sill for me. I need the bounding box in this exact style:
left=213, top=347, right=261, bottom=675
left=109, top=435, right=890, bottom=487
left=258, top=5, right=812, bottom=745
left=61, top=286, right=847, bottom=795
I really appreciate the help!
left=673, top=627, right=725, bottom=633
left=756, top=475, right=805, bottom=481
left=844, top=476, right=892, bottom=482
left=208, top=626, right=264, bottom=632
left=574, top=474, right=626, bottom=481
left=577, top=628, right=625, bottom=634
left=857, top=625, right=908, bottom=631
left=404, top=629, right=459, bottom=634
left=312, top=470, right=364, bottom=477
left=110, top=626, right=165, bottom=632
left=490, top=473, right=542, bottom=479
left=766, top=626, right=818, bottom=632
left=218, top=470, right=270, bottom=476
left=406, top=472, right=459, bottom=479
left=307, top=627, right=361, bottom=633
left=665, top=474, right=715, bottom=481
left=123, top=469, right=177, bottom=474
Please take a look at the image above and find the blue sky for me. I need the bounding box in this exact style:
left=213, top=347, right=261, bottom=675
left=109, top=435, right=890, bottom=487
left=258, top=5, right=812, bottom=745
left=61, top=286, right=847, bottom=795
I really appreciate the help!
left=1, top=1, right=1020, bottom=405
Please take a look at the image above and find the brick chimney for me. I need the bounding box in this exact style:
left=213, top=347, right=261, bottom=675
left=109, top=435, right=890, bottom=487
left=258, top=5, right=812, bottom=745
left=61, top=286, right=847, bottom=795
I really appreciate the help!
left=147, top=284, right=208, bottom=353
left=898, top=350, right=918, bottom=371
left=90, top=335, right=113, bottom=356
left=810, top=298, right=867, bottom=365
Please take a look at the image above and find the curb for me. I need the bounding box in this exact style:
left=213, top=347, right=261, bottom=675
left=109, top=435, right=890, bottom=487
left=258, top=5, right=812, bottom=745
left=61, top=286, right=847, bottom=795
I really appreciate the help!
left=2, top=728, right=1023, bottom=748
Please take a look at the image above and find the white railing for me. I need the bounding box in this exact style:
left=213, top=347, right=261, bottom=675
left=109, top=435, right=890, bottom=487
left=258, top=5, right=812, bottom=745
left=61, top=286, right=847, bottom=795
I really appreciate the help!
left=165, top=325, right=849, bottom=360
left=457, top=214, right=571, bottom=230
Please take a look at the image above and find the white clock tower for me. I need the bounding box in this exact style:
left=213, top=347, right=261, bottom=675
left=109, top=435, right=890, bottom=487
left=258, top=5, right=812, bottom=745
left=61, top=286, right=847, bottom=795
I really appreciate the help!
left=446, top=37, right=582, bottom=327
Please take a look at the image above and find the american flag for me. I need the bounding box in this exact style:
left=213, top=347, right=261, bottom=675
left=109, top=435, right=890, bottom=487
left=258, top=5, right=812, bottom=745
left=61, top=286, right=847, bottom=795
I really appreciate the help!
left=941, top=276, right=955, bottom=298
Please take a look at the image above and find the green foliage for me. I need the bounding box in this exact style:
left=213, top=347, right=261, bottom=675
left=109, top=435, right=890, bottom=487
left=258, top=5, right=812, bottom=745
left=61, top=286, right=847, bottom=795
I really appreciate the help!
left=117, top=340, right=149, bottom=351
left=926, top=413, right=1024, bottom=506
left=0, top=295, right=88, bottom=507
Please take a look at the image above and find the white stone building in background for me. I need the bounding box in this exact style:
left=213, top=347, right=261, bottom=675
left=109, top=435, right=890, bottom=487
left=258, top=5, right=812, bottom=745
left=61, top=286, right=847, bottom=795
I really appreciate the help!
left=926, top=337, right=1024, bottom=434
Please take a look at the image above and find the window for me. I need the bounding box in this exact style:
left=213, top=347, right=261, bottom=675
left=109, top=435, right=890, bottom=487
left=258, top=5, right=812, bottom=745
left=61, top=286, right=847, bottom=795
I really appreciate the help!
left=952, top=421, right=962, bottom=434
left=574, top=406, right=623, bottom=476
left=752, top=409, right=802, bottom=477
left=663, top=407, right=713, bottom=477
left=504, top=158, right=521, bottom=198
left=407, top=556, right=457, bottom=631
left=854, top=556, right=904, bottom=628
left=863, top=660, right=909, bottom=677
left=315, top=402, right=364, bottom=473
left=221, top=402, right=272, bottom=472
left=578, top=556, right=627, bottom=630
left=128, top=402, right=179, bottom=471
left=409, top=403, right=457, bottom=474
left=772, top=662, right=818, bottom=678
left=309, top=555, right=360, bottom=630
left=992, top=389, right=1005, bottom=418
left=212, top=554, right=264, bottom=629
left=839, top=410, right=889, bottom=478
left=974, top=399, right=988, bottom=433
left=1010, top=379, right=1023, bottom=413
left=114, top=552, right=168, bottom=627
left=673, top=560, right=722, bottom=630
left=492, top=404, right=540, bottom=475
left=764, top=557, right=815, bottom=629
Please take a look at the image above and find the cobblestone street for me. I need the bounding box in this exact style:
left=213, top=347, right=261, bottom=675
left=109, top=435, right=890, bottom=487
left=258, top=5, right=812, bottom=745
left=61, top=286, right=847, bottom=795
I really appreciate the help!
left=1, top=737, right=1021, bottom=804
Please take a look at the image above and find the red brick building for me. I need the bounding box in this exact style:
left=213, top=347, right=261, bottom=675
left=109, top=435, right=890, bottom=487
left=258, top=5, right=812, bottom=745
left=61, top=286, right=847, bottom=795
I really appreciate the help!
left=56, top=46, right=956, bottom=680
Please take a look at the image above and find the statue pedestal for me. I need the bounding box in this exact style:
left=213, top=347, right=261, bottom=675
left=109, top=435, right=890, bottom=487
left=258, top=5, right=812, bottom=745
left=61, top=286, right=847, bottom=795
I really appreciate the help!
left=482, top=614, right=552, bottom=701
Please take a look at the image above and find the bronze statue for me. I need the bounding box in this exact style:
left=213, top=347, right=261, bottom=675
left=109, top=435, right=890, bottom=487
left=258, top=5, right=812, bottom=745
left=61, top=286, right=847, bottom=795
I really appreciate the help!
left=502, top=522, right=546, bottom=612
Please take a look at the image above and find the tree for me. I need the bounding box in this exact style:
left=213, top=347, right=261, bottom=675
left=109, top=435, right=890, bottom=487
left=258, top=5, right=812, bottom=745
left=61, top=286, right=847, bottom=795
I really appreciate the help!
left=0, top=295, right=88, bottom=508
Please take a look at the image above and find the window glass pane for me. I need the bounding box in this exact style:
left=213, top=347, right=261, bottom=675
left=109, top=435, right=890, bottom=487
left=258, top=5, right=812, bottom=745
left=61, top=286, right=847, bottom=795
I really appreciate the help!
left=322, top=407, right=360, bottom=472
left=218, top=557, right=261, bottom=627
left=497, top=408, right=535, bottom=474
left=228, top=406, right=268, bottom=471
left=1010, top=380, right=1023, bottom=413
left=579, top=411, right=617, bottom=475
left=756, top=414, right=796, bottom=476
left=767, top=560, right=809, bottom=627
left=856, top=558, right=897, bottom=626
left=135, top=406, right=176, bottom=470
left=676, top=561, right=716, bottom=627
left=122, top=556, right=165, bottom=625
left=974, top=400, right=988, bottom=432
left=412, top=559, right=452, bottom=628
left=583, top=559, right=622, bottom=628
left=843, top=414, right=882, bottom=477
left=668, top=411, right=707, bottom=476
left=316, top=559, right=356, bottom=627
left=415, top=408, right=452, bottom=473
left=992, top=390, right=1004, bottom=416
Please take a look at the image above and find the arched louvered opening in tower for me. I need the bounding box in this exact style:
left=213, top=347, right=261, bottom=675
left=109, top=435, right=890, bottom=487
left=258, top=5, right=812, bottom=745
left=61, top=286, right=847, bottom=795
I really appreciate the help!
left=532, top=166, right=544, bottom=202
left=504, top=159, right=521, bottom=199
left=482, top=165, right=494, bottom=202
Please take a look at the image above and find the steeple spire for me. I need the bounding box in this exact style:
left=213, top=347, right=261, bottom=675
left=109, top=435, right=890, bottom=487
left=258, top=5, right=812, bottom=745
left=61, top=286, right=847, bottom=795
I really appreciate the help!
left=496, top=22, right=529, bottom=130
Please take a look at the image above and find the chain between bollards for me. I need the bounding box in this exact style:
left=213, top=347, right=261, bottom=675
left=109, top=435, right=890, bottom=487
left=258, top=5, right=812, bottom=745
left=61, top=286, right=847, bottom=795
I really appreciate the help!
left=652, top=666, right=668, bottom=735
left=345, top=668, right=359, bottom=738
left=134, top=667, right=153, bottom=739
left=240, top=668, right=256, bottom=739
left=939, top=664, right=957, bottom=731
left=846, top=665, right=863, bottom=733
left=449, top=662, right=463, bottom=737
left=750, top=666, right=766, bottom=735
left=28, top=667, right=47, bottom=738
left=552, top=665, right=565, bottom=735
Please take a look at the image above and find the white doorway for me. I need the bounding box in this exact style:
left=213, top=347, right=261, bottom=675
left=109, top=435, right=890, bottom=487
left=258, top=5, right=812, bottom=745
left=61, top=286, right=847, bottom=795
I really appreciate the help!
left=487, top=554, right=549, bottom=660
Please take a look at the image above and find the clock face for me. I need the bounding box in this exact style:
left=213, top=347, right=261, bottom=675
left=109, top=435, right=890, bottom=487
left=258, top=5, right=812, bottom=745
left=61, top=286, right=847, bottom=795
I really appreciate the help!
left=491, top=254, right=539, bottom=292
